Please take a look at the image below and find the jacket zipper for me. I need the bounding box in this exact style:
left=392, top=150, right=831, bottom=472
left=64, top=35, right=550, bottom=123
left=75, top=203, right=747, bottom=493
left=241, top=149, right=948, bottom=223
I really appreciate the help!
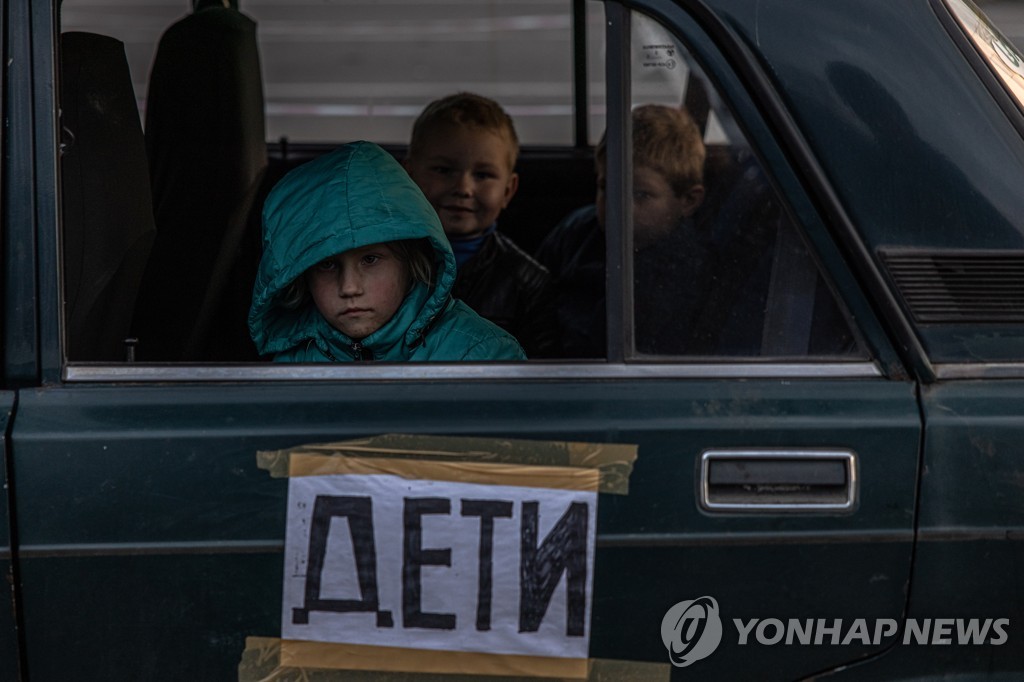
left=351, top=342, right=374, bottom=361
left=314, top=340, right=373, bottom=362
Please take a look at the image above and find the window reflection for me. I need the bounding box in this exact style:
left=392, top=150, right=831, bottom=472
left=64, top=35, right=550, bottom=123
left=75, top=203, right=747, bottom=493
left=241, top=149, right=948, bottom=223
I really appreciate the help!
left=624, top=9, right=861, bottom=359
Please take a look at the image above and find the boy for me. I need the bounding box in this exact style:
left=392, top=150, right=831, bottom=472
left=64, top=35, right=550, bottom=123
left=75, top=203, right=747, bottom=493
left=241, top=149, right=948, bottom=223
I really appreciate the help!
left=404, top=92, right=557, bottom=357
left=535, top=104, right=709, bottom=358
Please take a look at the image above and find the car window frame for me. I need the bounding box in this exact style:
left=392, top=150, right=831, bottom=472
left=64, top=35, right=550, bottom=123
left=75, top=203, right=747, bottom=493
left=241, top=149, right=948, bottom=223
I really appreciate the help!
left=604, top=1, right=881, bottom=366
left=7, top=0, right=61, bottom=387
left=50, top=0, right=894, bottom=384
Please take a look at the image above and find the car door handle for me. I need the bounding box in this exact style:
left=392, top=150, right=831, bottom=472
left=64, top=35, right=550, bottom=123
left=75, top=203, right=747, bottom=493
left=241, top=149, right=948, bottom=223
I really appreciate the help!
left=699, top=450, right=857, bottom=513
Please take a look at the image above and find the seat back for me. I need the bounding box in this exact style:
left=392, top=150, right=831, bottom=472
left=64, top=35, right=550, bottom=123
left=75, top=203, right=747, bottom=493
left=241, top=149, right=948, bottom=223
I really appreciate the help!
left=60, top=32, right=156, bottom=362
left=132, top=1, right=267, bottom=361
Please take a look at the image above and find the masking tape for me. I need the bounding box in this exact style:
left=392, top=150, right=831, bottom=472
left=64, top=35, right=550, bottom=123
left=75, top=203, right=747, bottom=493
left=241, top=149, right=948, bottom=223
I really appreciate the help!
left=239, top=637, right=670, bottom=681
left=258, top=434, right=637, bottom=495
left=286, top=453, right=601, bottom=491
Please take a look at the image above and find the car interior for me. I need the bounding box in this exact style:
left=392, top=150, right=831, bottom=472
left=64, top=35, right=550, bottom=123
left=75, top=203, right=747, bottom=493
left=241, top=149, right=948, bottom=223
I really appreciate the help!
left=57, top=0, right=864, bottom=364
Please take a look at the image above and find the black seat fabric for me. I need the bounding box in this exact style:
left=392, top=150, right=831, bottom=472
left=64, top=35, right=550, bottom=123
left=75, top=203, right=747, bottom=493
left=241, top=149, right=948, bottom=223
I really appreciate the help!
left=132, top=1, right=266, bottom=361
left=691, top=154, right=859, bottom=356
left=61, top=32, right=156, bottom=362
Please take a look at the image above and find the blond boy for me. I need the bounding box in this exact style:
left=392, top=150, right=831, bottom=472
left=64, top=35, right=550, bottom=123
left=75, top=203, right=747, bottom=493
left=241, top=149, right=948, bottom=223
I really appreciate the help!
left=405, top=92, right=556, bottom=357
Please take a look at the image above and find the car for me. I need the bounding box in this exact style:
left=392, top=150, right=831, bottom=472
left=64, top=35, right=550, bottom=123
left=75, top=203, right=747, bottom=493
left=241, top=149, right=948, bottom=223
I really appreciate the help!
left=2, top=0, right=1023, bottom=679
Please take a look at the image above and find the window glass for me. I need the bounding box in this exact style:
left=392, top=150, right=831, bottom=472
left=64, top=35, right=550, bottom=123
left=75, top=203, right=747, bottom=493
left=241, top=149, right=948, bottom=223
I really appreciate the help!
left=540, top=7, right=860, bottom=358
left=535, top=7, right=861, bottom=360
left=61, top=0, right=579, bottom=146
left=585, top=1, right=606, bottom=146
left=56, top=0, right=863, bottom=366
left=622, top=9, right=862, bottom=358
left=58, top=0, right=587, bottom=364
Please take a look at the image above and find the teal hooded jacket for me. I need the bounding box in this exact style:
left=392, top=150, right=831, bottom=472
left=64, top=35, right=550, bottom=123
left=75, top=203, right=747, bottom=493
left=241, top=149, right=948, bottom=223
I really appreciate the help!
left=248, top=142, right=526, bottom=362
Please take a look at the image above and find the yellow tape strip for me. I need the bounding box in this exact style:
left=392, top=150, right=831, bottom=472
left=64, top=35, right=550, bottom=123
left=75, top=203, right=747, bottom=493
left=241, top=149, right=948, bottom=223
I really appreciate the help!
left=239, top=637, right=670, bottom=681
left=258, top=434, right=637, bottom=495
left=281, top=640, right=588, bottom=678
left=287, top=453, right=601, bottom=491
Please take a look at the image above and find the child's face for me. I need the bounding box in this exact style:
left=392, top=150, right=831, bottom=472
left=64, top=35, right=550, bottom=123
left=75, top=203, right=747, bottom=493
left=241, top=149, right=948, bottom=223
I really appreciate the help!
left=405, top=125, right=519, bottom=239
left=596, top=164, right=704, bottom=249
left=305, top=243, right=411, bottom=341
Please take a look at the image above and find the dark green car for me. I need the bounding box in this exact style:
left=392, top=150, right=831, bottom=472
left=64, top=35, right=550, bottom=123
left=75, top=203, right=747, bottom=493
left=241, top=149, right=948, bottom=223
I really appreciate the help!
left=2, top=0, right=1023, bottom=679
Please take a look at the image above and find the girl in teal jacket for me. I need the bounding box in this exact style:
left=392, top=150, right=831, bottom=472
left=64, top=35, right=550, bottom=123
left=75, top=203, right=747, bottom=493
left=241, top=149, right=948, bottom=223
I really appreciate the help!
left=249, top=142, right=526, bottom=362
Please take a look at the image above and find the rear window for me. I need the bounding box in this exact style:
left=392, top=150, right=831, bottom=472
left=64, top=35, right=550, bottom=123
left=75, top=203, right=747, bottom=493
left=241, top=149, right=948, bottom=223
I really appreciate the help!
left=60, top=0, right=601, bottom=146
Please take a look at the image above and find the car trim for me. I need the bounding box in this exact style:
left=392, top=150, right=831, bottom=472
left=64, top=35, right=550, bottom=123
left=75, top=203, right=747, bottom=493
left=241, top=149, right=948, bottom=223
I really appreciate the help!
left=14, top=531, right=913, bottom=558
left=17, top=540, right=284, bottom=558
left=598, top=530, right=911, bottom=547
left=934, top=363, right=1024, bottom=379
left=600, top=527, right=1024, bottom=546
left=604, top=2, right=633, bottom=362
left=917, top=527, right=1024, bottom=542
left=63, top=361, right=882, bottom=383
left=19, top=527, right=1024, bottom=558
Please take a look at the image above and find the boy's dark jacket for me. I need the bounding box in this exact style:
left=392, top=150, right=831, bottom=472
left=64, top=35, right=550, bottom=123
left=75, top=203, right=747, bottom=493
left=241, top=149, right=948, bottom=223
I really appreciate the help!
left=248, top=142, right=525, bottom=362
left=454, top=230, right=557, bottom=358
left=535, top=204, right=713, bottom=358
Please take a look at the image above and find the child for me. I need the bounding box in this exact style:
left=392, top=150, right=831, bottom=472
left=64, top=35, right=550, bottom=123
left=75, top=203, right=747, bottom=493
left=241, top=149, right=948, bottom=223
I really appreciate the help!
left=535, top=104, right=709, bottom=358
left=404, top=92, right=557, bottom=357
left=249, top=141, right=526, bottom=362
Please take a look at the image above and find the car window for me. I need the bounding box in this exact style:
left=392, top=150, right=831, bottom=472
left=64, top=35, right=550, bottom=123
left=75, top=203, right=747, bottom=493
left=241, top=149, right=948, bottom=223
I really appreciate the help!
left=56, top=0, right=866, bottom=369
left=550, top=7, right=863, bottom=360
left=58, top=0, right=598, bottom=365
left=61, top=0, right=588, bottom=147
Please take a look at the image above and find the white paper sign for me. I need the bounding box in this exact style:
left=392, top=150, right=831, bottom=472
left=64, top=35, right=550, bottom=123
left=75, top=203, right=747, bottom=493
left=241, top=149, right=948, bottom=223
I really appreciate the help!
left=282, top=473, right=597, bottom=659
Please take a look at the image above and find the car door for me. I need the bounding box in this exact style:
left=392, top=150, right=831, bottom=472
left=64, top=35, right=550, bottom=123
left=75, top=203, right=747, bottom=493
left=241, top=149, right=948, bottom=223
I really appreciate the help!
left=3, top=2, right=37, bottom=678
left=575, top=3, right=922, bottom=676
left=0, top=392, right=20, bottom=682
left=776, top=0, right=1024, bottom=676
left=11, top=1, right=922, bottom=680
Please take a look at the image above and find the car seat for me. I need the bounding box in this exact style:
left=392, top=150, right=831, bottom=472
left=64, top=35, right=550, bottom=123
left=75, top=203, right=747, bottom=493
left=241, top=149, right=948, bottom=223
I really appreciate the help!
left=60, top=32, right=156, bottom=362
left=691, top=154, right=858, bottom=357
left=132, top=0, right=267, bottom=361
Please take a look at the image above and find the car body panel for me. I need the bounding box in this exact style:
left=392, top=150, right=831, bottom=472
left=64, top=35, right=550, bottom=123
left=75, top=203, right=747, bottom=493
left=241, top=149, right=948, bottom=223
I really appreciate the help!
left=12, top=377, right=919, bottom=679
left=0, top=393, right=21, bottom=681
left=908, top=381, right=1024, bottom=672
left=821, top=381, right=1024, bottom=679
left=707, top=0, right=1024, bottom=363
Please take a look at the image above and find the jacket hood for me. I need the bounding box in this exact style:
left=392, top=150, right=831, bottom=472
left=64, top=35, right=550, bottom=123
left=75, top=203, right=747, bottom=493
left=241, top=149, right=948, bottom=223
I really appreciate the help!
left=248, top=141, right=457, bottom=358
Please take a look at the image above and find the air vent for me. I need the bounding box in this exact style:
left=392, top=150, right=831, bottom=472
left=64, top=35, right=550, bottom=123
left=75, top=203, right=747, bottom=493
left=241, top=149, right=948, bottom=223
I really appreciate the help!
left=881, top=250, right=1024, bottom=324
